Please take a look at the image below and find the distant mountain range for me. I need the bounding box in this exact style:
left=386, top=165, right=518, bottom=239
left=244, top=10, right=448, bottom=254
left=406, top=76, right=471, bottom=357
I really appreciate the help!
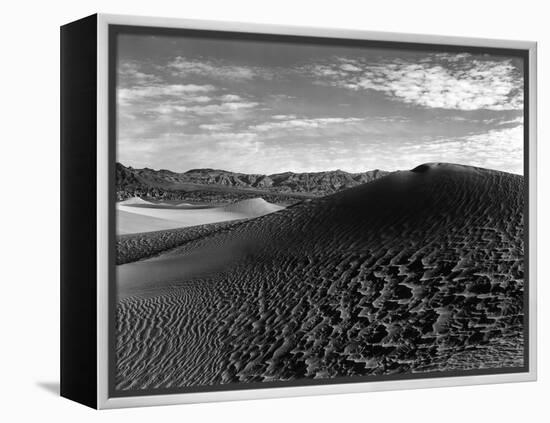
left=116, top=163, right=389, bottom=204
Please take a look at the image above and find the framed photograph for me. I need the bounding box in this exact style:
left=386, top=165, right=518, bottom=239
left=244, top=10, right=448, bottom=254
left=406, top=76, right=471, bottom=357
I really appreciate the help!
left=60, top=14, right=537, bottom=409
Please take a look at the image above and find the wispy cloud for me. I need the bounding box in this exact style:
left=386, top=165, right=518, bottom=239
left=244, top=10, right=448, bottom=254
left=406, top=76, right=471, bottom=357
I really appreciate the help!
left=272, top=114, right=297, bottom=120
left=118, top=61, right=161, bottom=86
left=395, top=124, right=524, bottom=174
left=199, top=123, right=234, bottom=131
left=250, top=117, right=363, bottom=132
left=214, top=132, right=261, bottom=151
left=498, top=116, right=524, bottom=126
left=118, top=81, right=258, bottom=120
left=118, top=84, right=216, bottom=105
left=302, top=53, right=523, bottom=111
left=176, top=101, right=259, bottom=116
left=116, top=39, right=524, bottom=175
left=220, top=94, right=243, bottom=101
left=168, top=57, right=274, bottom=80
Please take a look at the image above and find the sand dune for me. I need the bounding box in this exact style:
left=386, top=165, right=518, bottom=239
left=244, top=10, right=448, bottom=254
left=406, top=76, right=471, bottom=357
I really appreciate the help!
left=219, top=198, right=284, bottom=214
left=117, top=197, right=284, bottom=235
left=117, top=219, right=245, bottom=265
left=121, top=197, right=198, bottom=208
left=116, top=163, right=525, bottom=390
left=119, top=196, right=153, bottom=206
left=116, top=210, right=187, bottom=235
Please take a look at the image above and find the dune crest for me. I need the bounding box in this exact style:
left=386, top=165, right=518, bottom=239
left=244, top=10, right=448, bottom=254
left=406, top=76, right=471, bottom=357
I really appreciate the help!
left=220, top=197, right=284, bottom=214
left=119, top=196, right=153, bottom=206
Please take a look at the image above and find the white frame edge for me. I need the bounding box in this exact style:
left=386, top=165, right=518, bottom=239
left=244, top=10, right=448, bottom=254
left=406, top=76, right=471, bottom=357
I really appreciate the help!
left=96, top=13, right=537, bottom=409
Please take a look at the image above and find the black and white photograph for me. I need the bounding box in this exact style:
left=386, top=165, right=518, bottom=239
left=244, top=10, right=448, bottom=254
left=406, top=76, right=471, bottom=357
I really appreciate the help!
left=113, top=28, right=528, bottom=394
left=3, top=0, right=549, bottom=417
left=3, top=0, right=550, bottom=417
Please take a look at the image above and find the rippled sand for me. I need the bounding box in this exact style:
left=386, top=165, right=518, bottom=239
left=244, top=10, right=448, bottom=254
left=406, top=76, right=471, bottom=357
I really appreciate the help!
left=115, top=163, right=525, bottom=391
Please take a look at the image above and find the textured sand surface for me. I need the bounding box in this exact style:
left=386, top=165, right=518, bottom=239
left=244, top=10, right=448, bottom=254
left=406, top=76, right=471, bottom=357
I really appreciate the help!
left=116, top=220, right=246, bottom=265
left=116, top=164, right=525, bottom=391
left=117, top=197, right=283, bottom=234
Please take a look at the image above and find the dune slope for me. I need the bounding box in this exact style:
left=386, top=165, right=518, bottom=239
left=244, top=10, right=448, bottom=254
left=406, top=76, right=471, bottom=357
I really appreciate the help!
left=116, top=210, right=187, bottom=235
left=116, top=163, right=525, bottom=390
left=117, top=197, right=284, bottom=235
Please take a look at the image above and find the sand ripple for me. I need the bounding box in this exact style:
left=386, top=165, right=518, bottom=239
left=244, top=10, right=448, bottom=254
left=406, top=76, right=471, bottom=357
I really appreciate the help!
left=115, top=163, right=525, bottom=390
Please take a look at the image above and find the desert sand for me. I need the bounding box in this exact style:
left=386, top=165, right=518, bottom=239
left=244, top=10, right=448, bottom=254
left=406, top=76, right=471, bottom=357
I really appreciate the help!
left=115, top=163, right=525, bottom=390
left=117, top=219, right=245, bottom=265
left=117, top=197, right=284, bottom=234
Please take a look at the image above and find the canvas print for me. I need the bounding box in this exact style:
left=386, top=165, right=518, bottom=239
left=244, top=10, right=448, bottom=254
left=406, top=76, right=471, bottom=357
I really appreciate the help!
left=113, top=30, right=526, bottom=393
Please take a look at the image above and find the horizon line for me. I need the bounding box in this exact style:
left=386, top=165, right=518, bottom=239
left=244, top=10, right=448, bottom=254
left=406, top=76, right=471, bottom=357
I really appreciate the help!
left=115, top=161, right=523, bottom=176
left=116, top=161, right=388, bottom=175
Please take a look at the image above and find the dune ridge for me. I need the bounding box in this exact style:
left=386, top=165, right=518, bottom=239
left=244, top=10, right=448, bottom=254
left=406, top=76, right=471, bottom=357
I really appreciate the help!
left=116, top=163, right=525, bottom=390
left=219, top=198, right=284, bottom=214
left=117, top=197, right=284, bottom=235
left=119, top=197, right=153, bottom=206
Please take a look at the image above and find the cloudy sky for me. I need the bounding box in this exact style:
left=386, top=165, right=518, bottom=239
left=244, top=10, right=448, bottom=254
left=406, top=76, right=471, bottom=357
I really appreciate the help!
left=116, top=33, right=524, bottom=175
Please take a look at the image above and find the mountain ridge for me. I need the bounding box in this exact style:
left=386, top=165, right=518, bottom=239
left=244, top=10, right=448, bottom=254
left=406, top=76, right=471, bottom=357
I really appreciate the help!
left=116, top=162, right=390, bottom=204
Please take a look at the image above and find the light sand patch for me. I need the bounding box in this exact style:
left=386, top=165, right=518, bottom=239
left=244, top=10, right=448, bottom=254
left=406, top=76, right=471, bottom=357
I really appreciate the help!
left=117, top=210, right=187, bottom=234
left=119, top=196, right=154, bottom=206
left=117, top=197, right=284, bottom=234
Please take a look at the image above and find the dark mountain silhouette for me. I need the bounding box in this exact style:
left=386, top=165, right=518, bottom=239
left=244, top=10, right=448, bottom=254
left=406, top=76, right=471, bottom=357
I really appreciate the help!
left=116, top=162, right=389, bottom=204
